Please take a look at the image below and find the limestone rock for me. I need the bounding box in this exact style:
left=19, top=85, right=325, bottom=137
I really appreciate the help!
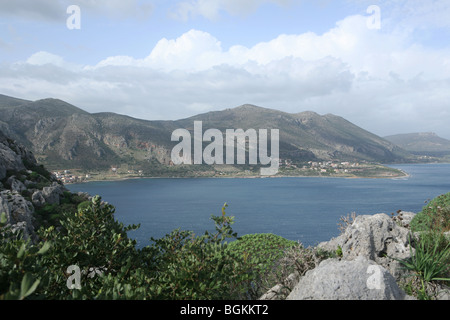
left=0, top=130, right=37, bottom=180
left=31, top=190, right=46, bottom=207
left=0, top=190, right=35, bottom=241
left=42, top=182, right=65, bottom=205
left=7, top=176, right=27, bottom=193
left=318, top=213, right=414, bottom=279
left=0, top=139, right=25, bottom=180
left=286, top=256, right=411, bottom=300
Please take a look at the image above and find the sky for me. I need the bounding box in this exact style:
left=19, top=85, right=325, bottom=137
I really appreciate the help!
left=0, top=0, right=449, bottom=139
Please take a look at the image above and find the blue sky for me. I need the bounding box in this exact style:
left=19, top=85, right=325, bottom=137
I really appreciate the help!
left=1, top=0, right=450, bottom=138
left=1, top=1, right=360, bottom=64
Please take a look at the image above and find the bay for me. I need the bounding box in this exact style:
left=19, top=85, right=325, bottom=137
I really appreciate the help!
left=66, top=163, right=450, bottom=248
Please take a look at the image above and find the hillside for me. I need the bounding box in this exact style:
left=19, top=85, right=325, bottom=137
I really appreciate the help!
left=385, top=132, right=450, bottom=158
left=183, top=105, right=410, bottom=163
left=0, top=94, right=412, bottom=177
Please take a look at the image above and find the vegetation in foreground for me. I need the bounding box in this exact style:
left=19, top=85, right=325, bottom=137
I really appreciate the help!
left=0, top=191, right=449, bottom=300
left=0, top=198, right=328, bottom=300
left=397, top=193, right=450, bottom=299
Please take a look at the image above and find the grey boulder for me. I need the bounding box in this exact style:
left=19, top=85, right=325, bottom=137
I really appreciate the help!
left=318, top=213, right=414, bottom=280
left=286, top=256, right=411, bottom=300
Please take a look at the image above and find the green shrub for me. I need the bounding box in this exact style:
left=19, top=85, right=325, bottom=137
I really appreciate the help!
left=35, top=195, right=140, bottom=299
left=77, top=201, right=91, bottom=212
left=0, top=212, right=51, bottom=300
left=397, top=193, right=450, bottom=300
left=411, top=192, right=450, bottom=233
left=226, top=233, right=298, bottom=275
left=1, top=200, right=263, bottom=300
left=225, top=233, right=299, bottom=298
left=398, top=235, right=450, bottom=282
left=141, top=203, right=254, bottom=300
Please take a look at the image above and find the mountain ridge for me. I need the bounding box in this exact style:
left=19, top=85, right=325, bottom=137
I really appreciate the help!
left=385, top=132, right=450, bottom=158
left=0, top=94, right=413, bottom=176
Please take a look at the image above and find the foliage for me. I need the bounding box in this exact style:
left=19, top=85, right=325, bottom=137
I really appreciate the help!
left=397, top=235, right=449, bottom=282
left=225, top=233, right=299, bottom=297
left=2, top=188, right=448, bottom=300
left=394, top=193, right=450, bottom=300
left=1, top=200, right=268, bottom=300
left=335, top=245, right=343, bottom=257
left=35, top=195, right=141, bottom=299
left=226, top=233, right=298, bottom=273
left=0, top=212, right=50, bottom=300
left=140, top=203, right=257, bottom=300
left=395, top=232, right=450, bottom=300
left=34, top=194, right=87, bottom=229
left=411, top=192, right=450, bottom=233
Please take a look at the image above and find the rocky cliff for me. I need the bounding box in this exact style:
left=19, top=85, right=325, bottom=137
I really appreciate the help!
left=0, top=130, right=87, bottom=242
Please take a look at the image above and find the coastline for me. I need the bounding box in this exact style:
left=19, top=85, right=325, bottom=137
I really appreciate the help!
left=65, top=165, right=411, bottom=185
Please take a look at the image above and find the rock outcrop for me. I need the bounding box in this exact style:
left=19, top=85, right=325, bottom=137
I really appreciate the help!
left=262, top=211, right=423, bottom=300
left=318, top=212, right=415, bottom=280
left=0, top=129, right=68, bottom=241
left=261, top=211, right=450, bottom=300
left=286, top=256, right=410, bottom=300
left=0, top=190, right=35, bottom=241
left=33, top=182, right=65, bottom=206
left=0, top=130, right=35, bottom=181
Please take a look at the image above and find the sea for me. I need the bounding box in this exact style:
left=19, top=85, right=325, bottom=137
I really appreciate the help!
left=66, top=163, right=450, bottom=248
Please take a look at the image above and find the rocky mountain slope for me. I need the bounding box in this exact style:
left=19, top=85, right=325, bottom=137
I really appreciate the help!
left=0, top=129, right=88, bottom=241
left=0, top=94, right=412, bottom=174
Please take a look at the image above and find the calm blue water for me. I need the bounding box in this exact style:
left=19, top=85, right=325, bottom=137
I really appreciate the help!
left=66, top=164, right=450, bottom=248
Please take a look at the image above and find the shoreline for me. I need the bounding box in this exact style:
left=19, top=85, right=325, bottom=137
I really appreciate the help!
left=57, top=161, right=450, bottom=185
left=65, top=167, right=411, bottom=185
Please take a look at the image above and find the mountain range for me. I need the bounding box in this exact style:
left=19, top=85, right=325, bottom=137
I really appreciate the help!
left=385, top=132, right=450, bottom=158
left=0, top=94, right=418, bottom=175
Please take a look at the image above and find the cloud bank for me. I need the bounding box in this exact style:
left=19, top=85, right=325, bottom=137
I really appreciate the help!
left=1, top=12, right=450, bottom=138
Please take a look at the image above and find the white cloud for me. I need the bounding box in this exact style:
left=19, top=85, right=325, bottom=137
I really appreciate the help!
left=95, top=15, right=450, bottom=80
left=144, top=29, right=224, bottom=71
left=1, top=13, right=450, bottom=138
left=26, top=51, right=66, bottom=67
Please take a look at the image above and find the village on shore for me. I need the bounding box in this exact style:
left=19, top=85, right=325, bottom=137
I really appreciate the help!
left=52, top=159, right=406, bottom=184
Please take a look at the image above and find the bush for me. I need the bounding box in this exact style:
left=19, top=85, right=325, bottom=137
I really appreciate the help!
left=411, top=192, right=450, bottom=233
left=35, top=196, right=140, bottom=299
left=397, top=193, right=450, bottom=300
left=225, top=233, right=299, bottom=298
left=141, top=203, right=255, bottom=300
left=1, top=200, right=264, bottom=300
left=77, top=201, right=91, bottom=212
left=0, top=212, right=51, bottom=300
